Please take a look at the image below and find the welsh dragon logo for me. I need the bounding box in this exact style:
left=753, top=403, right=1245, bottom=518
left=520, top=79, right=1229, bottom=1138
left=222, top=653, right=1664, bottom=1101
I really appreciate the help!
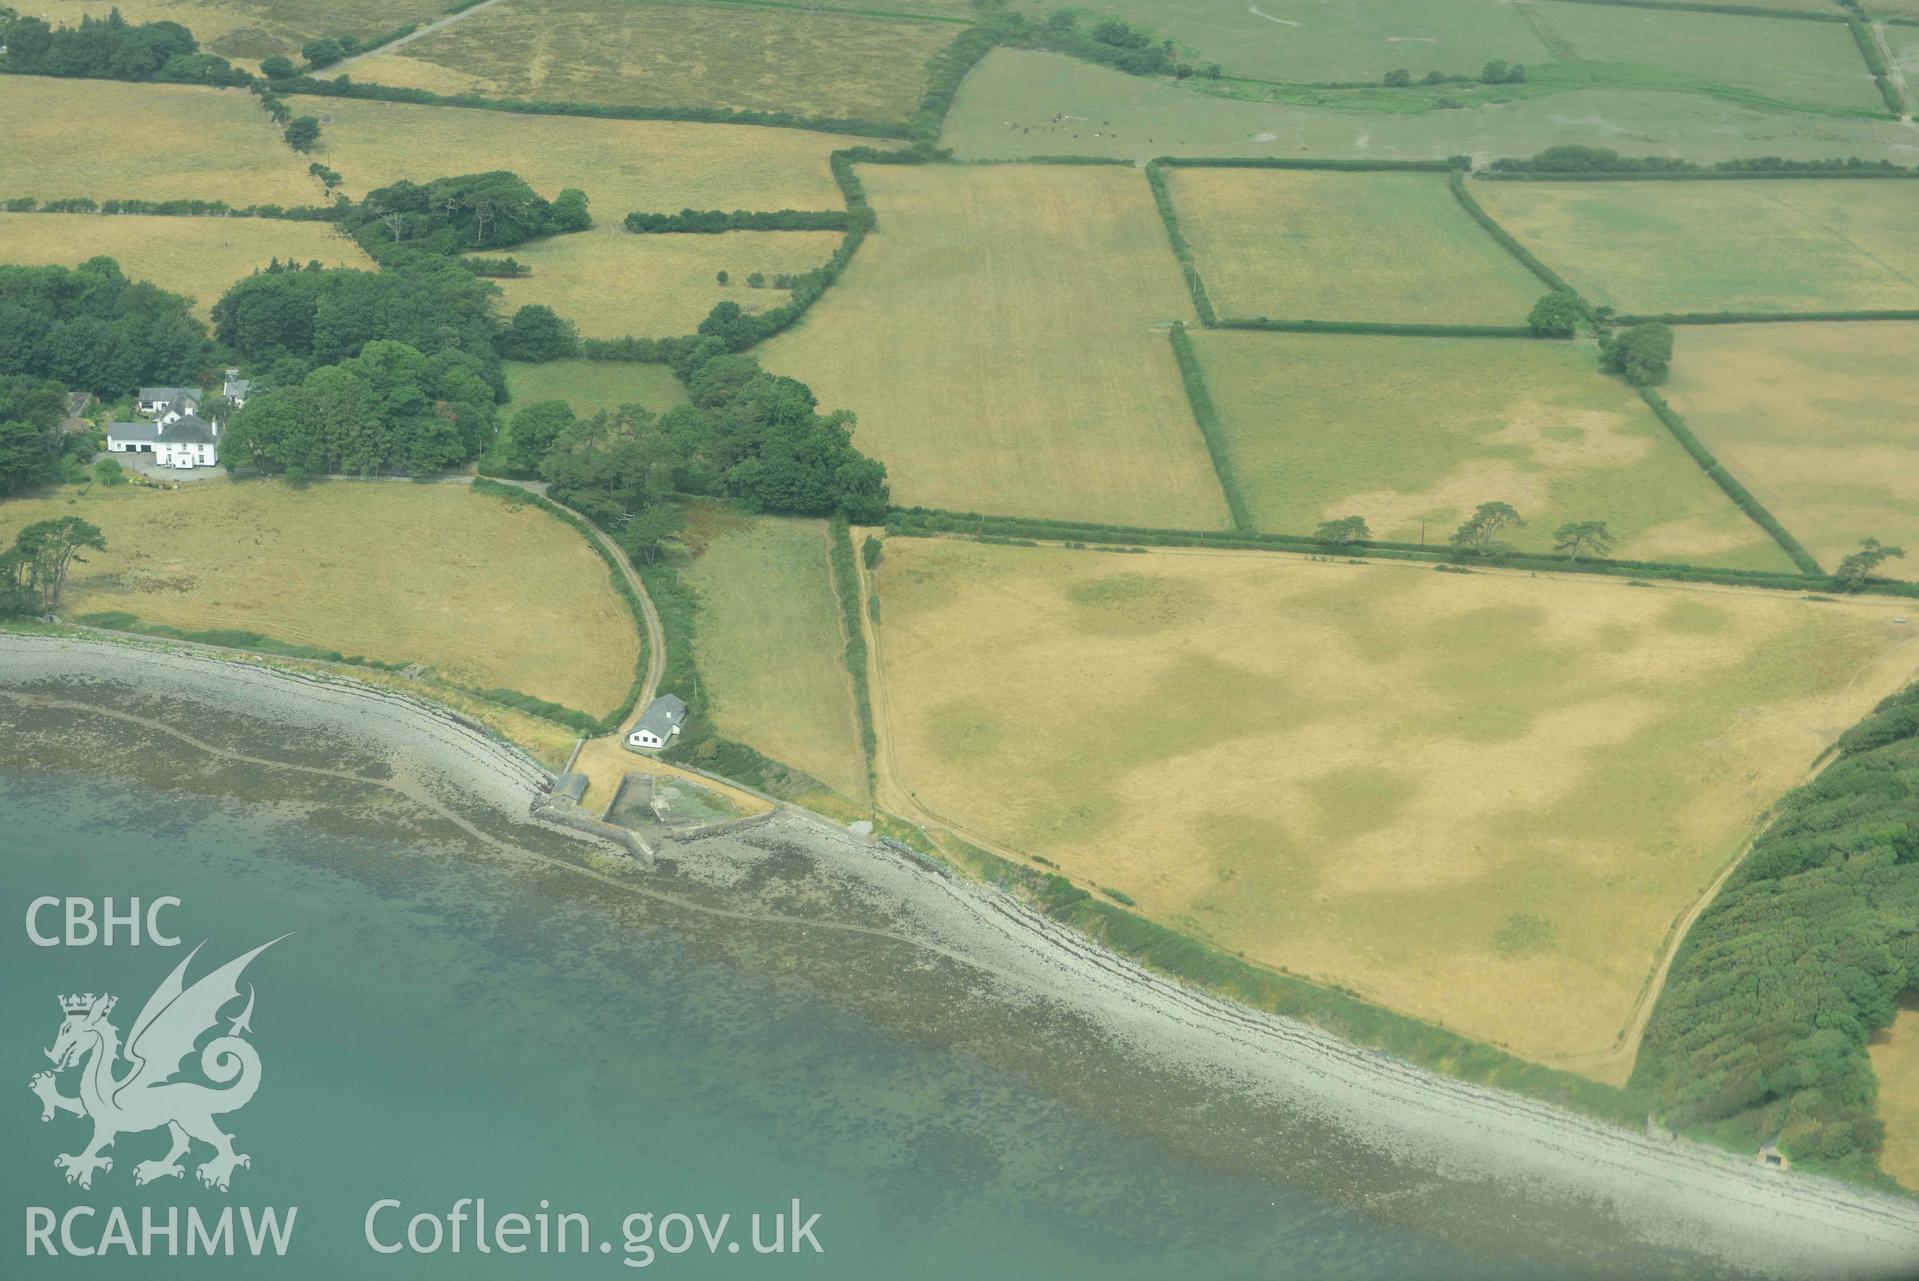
left=29, top=938, right=284, bottom=1192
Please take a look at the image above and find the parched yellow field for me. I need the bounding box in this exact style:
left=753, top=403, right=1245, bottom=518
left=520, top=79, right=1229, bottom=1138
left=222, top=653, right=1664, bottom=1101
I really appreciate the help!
left=27, top=0, right=450, bottom=60
left=0, top=482, right=640, bottom=717
left=1868, top=997, right=1919, bottom=1191
left=680, top=511, right=869, bottom=802
left=312, top=97, right=857, bottom=211
left=0, top=79, right=319, bottom=206
left=1190, top=330, right=1793, bottom=571
left=348, top=0, right=955, bottom=124
left=0, top=213, right=373, bottom=319
left=493, top=226, right=842, bottom=339
left=1663, top=323, right=1919, bottom=577
left=1168, top=168, right=1542, bottom=325
left=871, top=538, right=1919, bottom=1069
left=1473, top=180, right=1919, bottom=315
left=762, top=165, right=1231, bottom=529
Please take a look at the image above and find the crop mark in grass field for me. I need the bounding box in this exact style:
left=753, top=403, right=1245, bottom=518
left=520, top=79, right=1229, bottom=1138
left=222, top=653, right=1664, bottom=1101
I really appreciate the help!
left=0, top=213, right=373, bottom=320
left=504, top=361, right=688, bottom=419
left=1186, top=330, right=1795, bottom=571
left=1473, top=179, right=1919, bottom=315
left=491, top=227, right=844, bottom=338
left=0, top=483, right=641, bottom=718
left=941, top=50, right=1918, bottom=165
left=1526, top=3, right=1888, bottom=115
left=311, top=97, right=859, bottom=211
left=679, top=511, right=871, bottom=803
left=1166, top=168, right=1543, bottom=325
left=1003, top=0, right=1553, bottom=84
left=761, top=165, right=1233, bottom=530
left=25, top=0, right=453, bottom=60
left=347, top=0, right=957, bottom=124
left=1661, top=323, right=1919, bottom=578
left=869, top=537, right=1919, bottom=1071
left=0, top=79, right=319, bottom=207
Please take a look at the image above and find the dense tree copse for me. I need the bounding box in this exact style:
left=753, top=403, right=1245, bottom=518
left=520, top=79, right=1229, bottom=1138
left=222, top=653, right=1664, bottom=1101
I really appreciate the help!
left=0, top=258, right=209, bottom=395
left=212, top=258, right=501, bottom=379
left=0, top=375, right=70, bottom=496
left=0, top=9, right=247, bottom=85
left=1635, top=681, right=1919, bottom=1180
left=341, top=172, right=588, bottom=265
left=221, top=339, right=495, bottom=477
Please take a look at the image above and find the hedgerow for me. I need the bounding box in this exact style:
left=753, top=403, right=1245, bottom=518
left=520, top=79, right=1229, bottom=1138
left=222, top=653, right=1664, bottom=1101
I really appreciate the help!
left=1166, top=325, right=1252, bottom=531
left=623, top=208, right=851, bottom=233
left=1142, top=162, right=1216, bottom=325
left=828, top=516, right=879, bottom=795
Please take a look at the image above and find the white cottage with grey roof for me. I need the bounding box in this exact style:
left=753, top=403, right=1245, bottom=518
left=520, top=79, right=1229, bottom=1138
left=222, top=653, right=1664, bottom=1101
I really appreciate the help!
left=627, top=695, right=687, bottom=751
left=106, top=412, right=219, bottom=468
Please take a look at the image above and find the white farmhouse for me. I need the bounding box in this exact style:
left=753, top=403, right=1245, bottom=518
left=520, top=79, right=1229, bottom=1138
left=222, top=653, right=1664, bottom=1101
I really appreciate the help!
left=627, top=694, right=687, bottom=751
left=107, top=385, right=222, bottom=469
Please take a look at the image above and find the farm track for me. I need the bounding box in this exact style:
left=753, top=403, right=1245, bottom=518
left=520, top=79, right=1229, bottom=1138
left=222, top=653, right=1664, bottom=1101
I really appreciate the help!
left=333, top=0, right=516, bottom=72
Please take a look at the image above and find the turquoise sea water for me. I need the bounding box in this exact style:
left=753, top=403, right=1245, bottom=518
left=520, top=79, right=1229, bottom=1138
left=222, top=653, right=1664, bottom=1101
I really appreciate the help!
left=0, top=761, right=1545, bottom=1280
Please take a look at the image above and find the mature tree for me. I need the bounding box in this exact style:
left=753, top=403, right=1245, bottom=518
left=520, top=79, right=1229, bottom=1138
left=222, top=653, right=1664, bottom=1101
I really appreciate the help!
left=1383, top=68, right=1411, bottom=87
left=1481, top=60, right=1510, bottom=84
left=499, top=304, right=578, bottom=362
left=1835, top=537, right=1906, bottom=591
left=1527, top=292, right=1581, bottom=338
left=11, top=517, right=105, bottom=612
left=283, top=116, right=321, bottom=152
left=1449, top=501, right=1525, bottom=556
left=716, top=270, right=730, bottom=285
left=1314, top=515, right=1371, bottom=546
left=259, top=54, right=295, bottom=78
left=1552, top=519, right=1615, bottom=561
left=1601, top=322, right=1674, bottom=386
left=618, top=503, right=681, bottom=565
left=0, top=375, right=67, bottom=495
left=500, top=399, right=575, bottom=475
left=301, top=37, right=345, bottom=67
left=92, top=457, right=128, bottom=486
left=550, top=187, right=592, bottom=233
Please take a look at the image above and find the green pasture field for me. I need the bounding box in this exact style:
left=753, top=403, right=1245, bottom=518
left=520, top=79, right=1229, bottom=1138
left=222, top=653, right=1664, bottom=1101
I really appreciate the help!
left=1523, top=4, right=1888, bottom=115
left=311, top=97, right=858, bottom=212
left=504, top=361, right=687, bottom=419
left=761, top=164, right=1231, bottom=529
left=347, top=0, right=957, bottom=123
left=27, top=0, right=449, bottom=61
left=870, top=536, right=1919, bottom=1073
left=1167, top=167, right=1541, bottom=325
left=1662, top=323, right=1919, bottom=577
left=1187, top=329, right=1794, bottom=571
left=1472, top=179, right=1919, bottom=315
left=940, top=51, right=1913, bottom=164
left=0, top=79, right=321, bottom=207
left=491, top=226, right=843, bottom=339
left=0, top=213, right=373, bottom=319
left=678, top=510, right=871, bottom=804
left=1011, top=0, right=1551, bottom=83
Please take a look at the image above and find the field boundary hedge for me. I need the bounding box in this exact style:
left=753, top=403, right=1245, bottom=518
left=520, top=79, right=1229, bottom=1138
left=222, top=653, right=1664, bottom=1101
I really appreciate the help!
left=1536, top=0, right=1844, bottom=20
left=1, top=197, right=341, bottom=220
left=471, top=478, right=651, bottom=732
left=1449, top=171, right=1585, bottom=300
left=1615, top=309, right=1919, bottom=325
left=1219, top=318, right=1539, bottom=338
left=278, top=73, right=911, bottom=140
left=1478, top=169, right=1919, bottom=181
left=1142, top=161, right=1218, bottom=325
left=1155, top=155, right=1467, bottom=173
left=827, top=516, right=879, bottom=798
left=623, top=208, right=851, bottom=233
left=1633, top=388, right=1826, bottom=575
left=1847, top=15, right=1908, bottom=116
left=1166, top=325, right=1254, bottom=532
left=882, top=507, right=1898, bottom=594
